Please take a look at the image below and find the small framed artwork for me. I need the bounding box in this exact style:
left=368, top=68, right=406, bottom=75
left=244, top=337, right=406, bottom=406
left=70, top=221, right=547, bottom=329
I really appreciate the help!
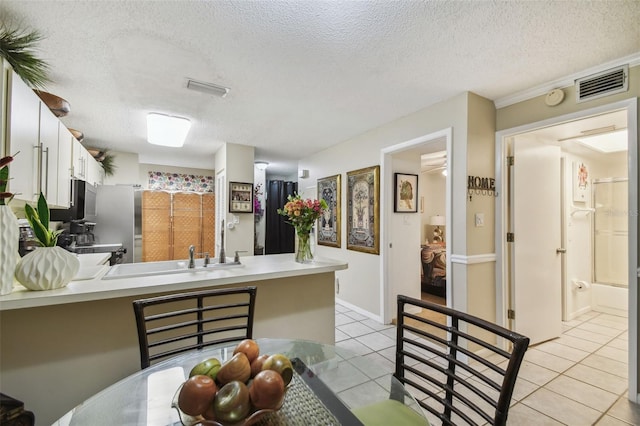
left=317, top=174, right=341, bottom=248
left=229, top=182, right=254, bottom=213
left=573, top=161, right=589, bottom=202
left=394, top=173, right=418, bottom=213
left=346, top=165, right=380, bottom=254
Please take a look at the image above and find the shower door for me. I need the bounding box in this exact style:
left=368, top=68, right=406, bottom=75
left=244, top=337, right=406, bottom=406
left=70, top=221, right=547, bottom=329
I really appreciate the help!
left=593, top=178, right=628, bottom=287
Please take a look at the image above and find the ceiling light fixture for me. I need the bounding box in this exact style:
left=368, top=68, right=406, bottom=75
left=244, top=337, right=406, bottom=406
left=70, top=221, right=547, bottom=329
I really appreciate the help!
left=254, top=161, right=269, bottom=171
left=147, top=113, right=191, bottom=147
left=575, top=129, right=627, bottom=153
left=185, top=78, right=230, bottom=98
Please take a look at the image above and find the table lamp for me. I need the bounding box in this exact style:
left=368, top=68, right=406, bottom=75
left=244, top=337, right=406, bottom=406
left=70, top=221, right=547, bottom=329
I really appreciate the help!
left=430, top=215, right=445, bottom=243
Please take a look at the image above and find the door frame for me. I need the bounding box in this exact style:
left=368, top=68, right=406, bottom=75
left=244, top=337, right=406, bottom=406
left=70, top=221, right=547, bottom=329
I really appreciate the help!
left=380, top=127, right=453, bottom=324
left=495, top=98, right=638, bottom=402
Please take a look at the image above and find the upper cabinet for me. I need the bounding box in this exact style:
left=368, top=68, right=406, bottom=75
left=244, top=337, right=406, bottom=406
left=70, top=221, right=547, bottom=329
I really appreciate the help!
left=5, top=67, right=90, bottom=208
left=6, top=69, right=42, bottom=204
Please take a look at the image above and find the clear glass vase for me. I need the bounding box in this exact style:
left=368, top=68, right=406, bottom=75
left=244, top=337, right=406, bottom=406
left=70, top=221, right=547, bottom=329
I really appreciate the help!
left=295, top=231, right=313, bottom=263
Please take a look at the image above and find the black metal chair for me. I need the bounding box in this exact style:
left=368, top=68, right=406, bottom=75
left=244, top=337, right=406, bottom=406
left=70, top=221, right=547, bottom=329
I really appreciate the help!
left=393, top=295, right=529, bottom=425
left=132, top=286, right=257, bottom=369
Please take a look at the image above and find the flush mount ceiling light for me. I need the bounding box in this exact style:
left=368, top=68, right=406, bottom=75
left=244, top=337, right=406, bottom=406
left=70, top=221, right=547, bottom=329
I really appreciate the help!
left=560, top=126, right=627, bottom=153
left=185, top=78, right=230, bottom=98
left=147, top=113, right=191, bottom=147
left=254, top=161, right=269, bottom=170
left=575, top=129, right=627, bottom=153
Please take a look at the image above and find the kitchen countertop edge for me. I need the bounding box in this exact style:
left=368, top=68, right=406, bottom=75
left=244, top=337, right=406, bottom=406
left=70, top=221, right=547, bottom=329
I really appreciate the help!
left=0, top=254, right=348, bottom=311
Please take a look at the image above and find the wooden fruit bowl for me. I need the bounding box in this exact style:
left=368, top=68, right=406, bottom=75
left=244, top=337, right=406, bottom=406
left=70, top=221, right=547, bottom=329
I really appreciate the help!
left=35, top=91, right=70, bottom=117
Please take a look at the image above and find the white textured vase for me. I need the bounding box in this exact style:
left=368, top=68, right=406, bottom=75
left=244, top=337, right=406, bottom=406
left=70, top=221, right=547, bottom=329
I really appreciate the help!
left=0, top=205, right=19, bottom=295
left=15, top=246, right=80, bottom=291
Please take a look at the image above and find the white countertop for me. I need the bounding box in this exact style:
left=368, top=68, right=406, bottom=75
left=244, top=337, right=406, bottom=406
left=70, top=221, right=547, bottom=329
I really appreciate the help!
left=0, top=254, right=348, bottom=311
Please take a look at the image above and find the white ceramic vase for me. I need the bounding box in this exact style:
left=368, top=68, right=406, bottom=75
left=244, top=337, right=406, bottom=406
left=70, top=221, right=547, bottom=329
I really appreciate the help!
left=15, top=246, right=80, bottom=291
left=0, top=205, right=19, bottom=295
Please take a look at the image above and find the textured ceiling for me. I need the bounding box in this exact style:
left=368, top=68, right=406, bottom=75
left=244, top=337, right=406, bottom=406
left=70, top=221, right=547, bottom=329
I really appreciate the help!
left=2, top=1, right=639, bottom=175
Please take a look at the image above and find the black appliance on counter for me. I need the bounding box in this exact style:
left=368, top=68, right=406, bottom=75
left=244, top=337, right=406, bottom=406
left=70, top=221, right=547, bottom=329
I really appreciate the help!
left=57, top=220, right=127, bottom=266
left=50, top=179, right=97, bottom=222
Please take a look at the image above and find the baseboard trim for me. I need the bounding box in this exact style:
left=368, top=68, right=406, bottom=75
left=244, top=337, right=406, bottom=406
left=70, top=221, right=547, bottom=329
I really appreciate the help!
left=336, top=298, right=384, bottom=323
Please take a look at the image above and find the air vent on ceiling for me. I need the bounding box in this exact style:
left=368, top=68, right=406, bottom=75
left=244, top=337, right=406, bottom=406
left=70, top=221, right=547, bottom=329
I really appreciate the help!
left=576, top=65, right=628, bottom=103
left=185, top=78, right=230, bottom=98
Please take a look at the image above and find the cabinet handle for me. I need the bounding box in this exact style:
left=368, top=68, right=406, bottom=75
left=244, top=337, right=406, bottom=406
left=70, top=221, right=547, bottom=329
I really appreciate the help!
left=33, top=144, right=42, bottom=197
left=43, top=147, right=50, bottom=199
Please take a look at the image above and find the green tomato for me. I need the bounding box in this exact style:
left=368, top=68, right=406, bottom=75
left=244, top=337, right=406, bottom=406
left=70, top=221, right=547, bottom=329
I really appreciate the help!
left=189, top=358, right=222, bottom=381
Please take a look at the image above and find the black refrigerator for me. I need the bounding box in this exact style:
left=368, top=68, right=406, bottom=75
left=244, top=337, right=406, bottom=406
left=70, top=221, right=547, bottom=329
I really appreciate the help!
left=265, top=180, right=297, bottom=254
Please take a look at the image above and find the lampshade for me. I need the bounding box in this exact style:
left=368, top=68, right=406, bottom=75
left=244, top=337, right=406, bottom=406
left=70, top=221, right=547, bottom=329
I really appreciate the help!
left=430, top=215, right=446, bottom=226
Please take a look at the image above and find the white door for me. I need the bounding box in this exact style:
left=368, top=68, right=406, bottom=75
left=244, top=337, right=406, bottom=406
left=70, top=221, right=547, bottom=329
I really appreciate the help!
left=511, top=136, right=562, bottom=345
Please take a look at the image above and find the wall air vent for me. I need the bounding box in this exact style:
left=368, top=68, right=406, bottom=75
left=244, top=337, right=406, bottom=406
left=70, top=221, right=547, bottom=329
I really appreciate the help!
left=576, top=65, right=628, bottom=103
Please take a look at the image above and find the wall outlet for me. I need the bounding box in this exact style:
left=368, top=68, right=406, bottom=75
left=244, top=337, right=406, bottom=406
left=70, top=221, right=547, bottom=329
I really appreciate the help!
left=475, top=213, right=485, bottom=227
left=335, top=278, right=340, bottom=294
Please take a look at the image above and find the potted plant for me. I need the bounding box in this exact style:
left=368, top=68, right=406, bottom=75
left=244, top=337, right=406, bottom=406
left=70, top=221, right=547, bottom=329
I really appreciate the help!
left=14, top=192, right=79, bottom=291
left=0, top=24, right=51, bottom=89
left=0, top=155, right=19, bottom=295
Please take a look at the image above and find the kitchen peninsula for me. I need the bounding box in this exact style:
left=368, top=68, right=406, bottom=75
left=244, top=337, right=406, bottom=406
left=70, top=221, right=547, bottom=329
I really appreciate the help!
left=0, top=254, right=347, bottom=425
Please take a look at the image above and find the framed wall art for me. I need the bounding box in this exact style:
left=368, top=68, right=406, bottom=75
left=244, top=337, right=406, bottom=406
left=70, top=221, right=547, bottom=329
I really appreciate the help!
left=346, top=165, right=380, bottom=254
left=573, top=161, right=589, bottom=202
left=394, top=173, right=418, bottom=213
left=229, top=181, right=254, bottom=213
left=317, top=174, right=341, bottom=248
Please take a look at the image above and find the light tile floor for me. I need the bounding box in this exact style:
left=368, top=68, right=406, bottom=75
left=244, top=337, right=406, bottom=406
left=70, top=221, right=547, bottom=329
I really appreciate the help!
left=334, top=301, right=640, bottom=425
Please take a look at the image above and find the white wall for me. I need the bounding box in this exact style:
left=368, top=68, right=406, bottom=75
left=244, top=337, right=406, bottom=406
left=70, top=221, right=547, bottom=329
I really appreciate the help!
left=300, top=92, right=477, bottom=319
left=420, top=170, right=446, bottom=244
left=218, top=143, right=255, bottom=257
left=564, top=151, right=595, bottom=319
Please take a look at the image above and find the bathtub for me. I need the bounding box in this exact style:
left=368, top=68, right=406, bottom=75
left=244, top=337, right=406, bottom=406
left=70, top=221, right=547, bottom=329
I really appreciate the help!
left=591, top=282, right=628, bottom=315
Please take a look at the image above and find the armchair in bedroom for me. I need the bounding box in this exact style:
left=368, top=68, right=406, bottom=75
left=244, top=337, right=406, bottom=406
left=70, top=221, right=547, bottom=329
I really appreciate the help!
left=420, top=244, right=446, bottom=297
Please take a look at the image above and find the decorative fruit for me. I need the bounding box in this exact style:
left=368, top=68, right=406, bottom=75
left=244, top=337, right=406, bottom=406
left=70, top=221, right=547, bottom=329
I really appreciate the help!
left=178, top=375, right=218, bottom=416
left=262, top=354, right=293, bottom=386
left=250, top=354, right=270, bottom=378
left=216, top=352, right=251, bottom=386
left=233, top=339, right=260, bottom=363
left=214, top=380, right=251, bottom=423
left=202, top=403, right=217, bottom=421
left=249, top=370, right=286, bottom=410
left=189, top=357, right=222, bottom=381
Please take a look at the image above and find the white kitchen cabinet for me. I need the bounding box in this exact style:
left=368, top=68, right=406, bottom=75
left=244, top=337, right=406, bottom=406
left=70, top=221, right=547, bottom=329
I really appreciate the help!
left=86, top=154, right=103, bottom=186
left=6, top=70, right=42, bottom=203
left=71, top=138, right=87, bottom=180
left=57, top=125, right=74, bottom=208
left=39, top=102, right=61, bottom=204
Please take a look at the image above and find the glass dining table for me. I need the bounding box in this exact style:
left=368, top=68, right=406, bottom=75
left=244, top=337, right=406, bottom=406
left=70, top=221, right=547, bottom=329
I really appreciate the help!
left=53, top=338, right=426, bottom=426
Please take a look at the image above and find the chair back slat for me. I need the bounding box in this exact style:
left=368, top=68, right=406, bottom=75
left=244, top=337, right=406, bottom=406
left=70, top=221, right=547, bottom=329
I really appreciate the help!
left=396, top=295, right=529, bottom=426
left=133, top=286, right=257, bottom=369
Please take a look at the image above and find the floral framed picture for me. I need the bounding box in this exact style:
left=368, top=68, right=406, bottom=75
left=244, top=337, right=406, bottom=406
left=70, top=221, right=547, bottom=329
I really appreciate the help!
left=317, top=174, right=341, bottom=248
left=229, top=181, right=253, bottom=213
left=346, top=165, right=380, bottom=254
left=394, top=173, right=418, bottom=213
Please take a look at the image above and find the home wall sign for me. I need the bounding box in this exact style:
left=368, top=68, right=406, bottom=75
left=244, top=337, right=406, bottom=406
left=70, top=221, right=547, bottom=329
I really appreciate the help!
left=467, top=175, right=498, bottom=201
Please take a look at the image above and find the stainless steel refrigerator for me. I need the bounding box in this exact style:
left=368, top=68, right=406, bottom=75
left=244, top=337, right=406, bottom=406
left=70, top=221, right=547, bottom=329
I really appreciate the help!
left=95, top=185, right=141, bottom=264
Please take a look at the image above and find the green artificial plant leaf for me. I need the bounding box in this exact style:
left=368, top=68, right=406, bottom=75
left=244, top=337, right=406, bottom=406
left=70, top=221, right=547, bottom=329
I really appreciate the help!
left=24, top=203, right=48, bottom=247
left=37, top=192, right=49, bottom=230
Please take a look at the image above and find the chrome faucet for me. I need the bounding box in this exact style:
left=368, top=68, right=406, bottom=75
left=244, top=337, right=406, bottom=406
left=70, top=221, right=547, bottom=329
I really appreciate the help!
left=188, top=245, right=196, bottom=268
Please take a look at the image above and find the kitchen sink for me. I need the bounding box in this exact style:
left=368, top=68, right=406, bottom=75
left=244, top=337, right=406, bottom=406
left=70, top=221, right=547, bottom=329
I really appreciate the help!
left=102, top=258, right=242, bottom=280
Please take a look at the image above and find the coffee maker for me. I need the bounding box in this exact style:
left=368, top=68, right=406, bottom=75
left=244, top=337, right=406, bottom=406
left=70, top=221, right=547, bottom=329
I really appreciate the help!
left=69, top=220, right=96, bottom=246
left=18, top=219, right=38, bottom=257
